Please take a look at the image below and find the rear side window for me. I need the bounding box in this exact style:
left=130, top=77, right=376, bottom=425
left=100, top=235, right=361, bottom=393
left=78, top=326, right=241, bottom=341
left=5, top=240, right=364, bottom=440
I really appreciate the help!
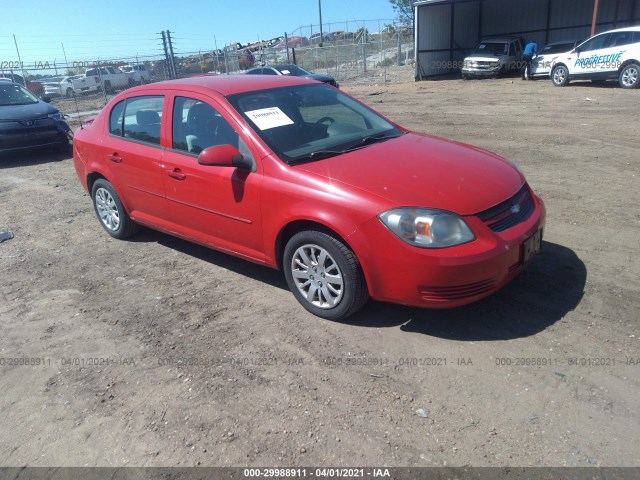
left=109, top=95, right=164, bottom=145
left=607, top=31, right=635, bottom=48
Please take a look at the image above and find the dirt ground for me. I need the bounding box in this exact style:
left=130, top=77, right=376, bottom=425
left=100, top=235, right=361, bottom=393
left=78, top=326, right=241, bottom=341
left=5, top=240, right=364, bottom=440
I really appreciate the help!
left=1, top=66, right=639, bottom=468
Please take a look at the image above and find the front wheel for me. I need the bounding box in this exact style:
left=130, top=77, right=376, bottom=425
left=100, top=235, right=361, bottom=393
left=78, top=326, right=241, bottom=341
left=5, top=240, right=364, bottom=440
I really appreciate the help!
left=91, top=179, right=139, bottom=239
left=283, top=230, right=369, bottom=320
left=65, top=87, right=74, bottom=98
left=619, top=63, right=640, bottom=89
left=551, top=65, right=570, bottom=86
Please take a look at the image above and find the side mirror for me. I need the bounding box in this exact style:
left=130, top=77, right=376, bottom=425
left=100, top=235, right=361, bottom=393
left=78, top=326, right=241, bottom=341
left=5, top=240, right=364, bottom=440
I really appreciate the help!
left=198, top=144, right=253, bottom=171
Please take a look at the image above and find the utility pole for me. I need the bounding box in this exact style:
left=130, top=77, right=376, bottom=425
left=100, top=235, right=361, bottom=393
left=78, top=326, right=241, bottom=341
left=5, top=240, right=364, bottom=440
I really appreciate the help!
left=62, top=43, right=70, bottom=75
left=161, top=31, right=171, bottom=79
left=591, top=0, right=600, bottom=36
left=12, top=34, right=28, bottom=86
left=167, top=30, right=177, bottom=78
left=318, top=0, right=324, bottom=47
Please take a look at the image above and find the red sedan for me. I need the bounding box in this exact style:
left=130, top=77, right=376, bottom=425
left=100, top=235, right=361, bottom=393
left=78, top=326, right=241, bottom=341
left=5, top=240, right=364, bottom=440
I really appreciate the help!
left=72, top=75, right=545, bottom=320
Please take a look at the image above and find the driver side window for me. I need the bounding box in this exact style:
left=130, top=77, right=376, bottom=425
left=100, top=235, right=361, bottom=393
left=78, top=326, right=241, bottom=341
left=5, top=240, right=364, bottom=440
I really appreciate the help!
left=172, top=96, right=247, bottom=156
left=580, top=34, right=610, bottom=52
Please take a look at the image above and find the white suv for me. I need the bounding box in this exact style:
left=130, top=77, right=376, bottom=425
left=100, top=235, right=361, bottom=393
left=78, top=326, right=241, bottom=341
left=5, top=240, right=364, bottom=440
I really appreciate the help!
left=551, top=26, right=640, bottom=89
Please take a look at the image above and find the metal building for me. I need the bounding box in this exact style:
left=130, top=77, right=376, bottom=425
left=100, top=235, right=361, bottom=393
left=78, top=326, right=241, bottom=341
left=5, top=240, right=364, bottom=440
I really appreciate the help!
left=415, top=0, right=640, bottom=79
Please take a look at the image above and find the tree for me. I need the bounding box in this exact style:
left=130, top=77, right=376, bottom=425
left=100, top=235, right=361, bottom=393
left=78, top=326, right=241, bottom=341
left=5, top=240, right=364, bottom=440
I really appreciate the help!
left=389, top=0, right=415, bottom=28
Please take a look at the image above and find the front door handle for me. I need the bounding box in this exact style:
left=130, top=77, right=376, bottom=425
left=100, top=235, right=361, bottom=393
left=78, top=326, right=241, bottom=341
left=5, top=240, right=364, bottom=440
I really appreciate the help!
left=108, top=153, right=122, bottom=163
left=167, top=168, right=186, bottom=180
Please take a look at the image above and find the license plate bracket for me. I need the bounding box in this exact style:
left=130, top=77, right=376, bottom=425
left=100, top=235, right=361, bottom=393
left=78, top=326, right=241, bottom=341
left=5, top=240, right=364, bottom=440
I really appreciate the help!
left=523, top=229, right=542, bottom=265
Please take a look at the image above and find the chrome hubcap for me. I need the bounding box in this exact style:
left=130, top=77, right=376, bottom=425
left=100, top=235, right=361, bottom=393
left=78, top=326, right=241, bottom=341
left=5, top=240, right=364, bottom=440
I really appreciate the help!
left=554, top=68, right=566, bottom=84
left=291, top=244, right=343, bottom=309
left=622, top=67, right=638, bottom=87
left=95, top=187, right=120, bottom=231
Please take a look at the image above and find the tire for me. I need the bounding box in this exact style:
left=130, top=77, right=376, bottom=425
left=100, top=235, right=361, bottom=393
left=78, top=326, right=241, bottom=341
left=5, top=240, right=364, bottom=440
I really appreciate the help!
left=91, top=179, right=139, bottom=239
left=551, top=65, right=570, bottom=86
left=103, top=81, right=113, bottom=94
left=65, top=87, right=74, bottom=98
left=619, top=63, right=640, bottom=89
left=283, top=230, right=369, bottom=320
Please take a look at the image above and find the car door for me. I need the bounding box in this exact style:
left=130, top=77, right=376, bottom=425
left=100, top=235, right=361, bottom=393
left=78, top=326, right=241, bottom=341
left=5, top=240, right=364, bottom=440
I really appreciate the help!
left=102, top=94, right=168, bottom=223
left=568, top=33, right=611, bottom=77
left=597, top=31, right=637, bottom=77
left=161, top=93, right=265, bottom=261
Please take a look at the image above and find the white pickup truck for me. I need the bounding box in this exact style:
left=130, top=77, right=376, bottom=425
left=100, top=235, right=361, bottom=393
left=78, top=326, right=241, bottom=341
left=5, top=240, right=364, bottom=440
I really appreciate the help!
left=84, top=66, right=135, bottom=93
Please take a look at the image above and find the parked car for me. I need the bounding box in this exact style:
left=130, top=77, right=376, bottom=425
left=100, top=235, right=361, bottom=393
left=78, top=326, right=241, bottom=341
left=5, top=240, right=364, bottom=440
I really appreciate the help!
left=274, top=36, right=308, bottom=48
left=85, top=66, right=135, bottom=93
left=530, top=40, right=581, bottom=78
left=72, top=76, right=544, bottom=320
left=462, top=36, right=525, bottom=78
left=550, top=26, right=640, bottom=88
left=121, top=65, right=151, bottom=84
left=245, top=64, right=339, bottom=88
left=41, top=75, right=100, bottom=98
left=0, top=80, right=72, bottom=154
left=0, top=72, right=45, bottom=96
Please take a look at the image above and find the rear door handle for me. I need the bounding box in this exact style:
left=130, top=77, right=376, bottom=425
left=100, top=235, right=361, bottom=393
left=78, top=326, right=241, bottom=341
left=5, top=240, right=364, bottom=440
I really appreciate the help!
left=108, top=153, right=122, bottom=163
left=167, top=168, right=186, bottom=180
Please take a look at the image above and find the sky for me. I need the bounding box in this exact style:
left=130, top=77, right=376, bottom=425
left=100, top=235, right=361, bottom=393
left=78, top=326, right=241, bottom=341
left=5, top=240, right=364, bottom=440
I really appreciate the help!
left=0, top=0, right=397, bottom=71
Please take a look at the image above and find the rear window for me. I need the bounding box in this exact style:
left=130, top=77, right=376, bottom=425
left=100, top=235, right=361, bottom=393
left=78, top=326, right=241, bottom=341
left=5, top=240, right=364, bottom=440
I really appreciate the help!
left=109, top=95, right=164, bottom=145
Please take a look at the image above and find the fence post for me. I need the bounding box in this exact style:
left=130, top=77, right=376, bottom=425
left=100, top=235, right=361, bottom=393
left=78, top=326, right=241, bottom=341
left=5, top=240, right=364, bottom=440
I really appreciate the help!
left=397, top=30, right=402, bottom=66
left=362, top=43, right=366, bottom=73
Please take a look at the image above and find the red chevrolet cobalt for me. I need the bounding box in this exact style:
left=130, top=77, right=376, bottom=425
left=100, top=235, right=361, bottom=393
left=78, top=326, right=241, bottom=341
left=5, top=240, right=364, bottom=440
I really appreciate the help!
left=73, top=76, right=545, bottom=320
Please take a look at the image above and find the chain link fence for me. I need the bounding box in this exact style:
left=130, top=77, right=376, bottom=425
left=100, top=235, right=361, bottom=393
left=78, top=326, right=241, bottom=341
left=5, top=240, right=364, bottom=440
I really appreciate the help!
left=1, top=19, right=413, bottom=124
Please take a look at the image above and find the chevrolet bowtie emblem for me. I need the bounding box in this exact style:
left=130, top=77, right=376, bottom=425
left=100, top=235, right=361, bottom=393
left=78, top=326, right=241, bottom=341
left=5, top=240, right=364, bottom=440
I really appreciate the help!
left=511, top=204, right=521, bottom=214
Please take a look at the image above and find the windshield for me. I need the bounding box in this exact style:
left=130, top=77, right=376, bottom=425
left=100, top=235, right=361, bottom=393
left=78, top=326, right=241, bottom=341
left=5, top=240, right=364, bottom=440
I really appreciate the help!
left=275, top=65, right=311, bottom=76
left=474, top=42, right=508, bottom=56
left=227, top=83, right=403, bottom=164
left=0, top=82, right=39, bottom=106
left=540, top=43, right=574, bottom=54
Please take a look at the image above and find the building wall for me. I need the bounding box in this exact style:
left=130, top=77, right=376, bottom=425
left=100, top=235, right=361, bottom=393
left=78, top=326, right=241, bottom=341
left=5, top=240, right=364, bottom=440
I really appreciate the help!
left=416, top=0, right=640, bottom=79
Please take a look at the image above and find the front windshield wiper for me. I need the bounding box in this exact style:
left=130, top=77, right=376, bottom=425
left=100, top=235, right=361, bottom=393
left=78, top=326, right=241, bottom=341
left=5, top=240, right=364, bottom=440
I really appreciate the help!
left=289, top=132, right=406, bottom=165
left=356, top=131, right=405, bottom=148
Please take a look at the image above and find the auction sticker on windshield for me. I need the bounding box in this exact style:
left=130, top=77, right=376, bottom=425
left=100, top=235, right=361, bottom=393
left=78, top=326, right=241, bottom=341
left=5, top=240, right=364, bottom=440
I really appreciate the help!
left=245, top=107, right=294, bottom=130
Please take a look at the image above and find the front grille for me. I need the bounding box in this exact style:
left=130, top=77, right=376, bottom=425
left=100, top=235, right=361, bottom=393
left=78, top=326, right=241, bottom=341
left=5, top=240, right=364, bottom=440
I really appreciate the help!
left=477, top=184, right=535, bottom=232
left=418, top=278, right=496, bottom=302
left=507, top=262, right=523, bottom=282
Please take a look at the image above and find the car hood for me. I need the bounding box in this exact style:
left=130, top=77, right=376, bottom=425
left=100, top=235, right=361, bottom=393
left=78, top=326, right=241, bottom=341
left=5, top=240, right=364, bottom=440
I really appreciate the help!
left=296, top=132, right=524, bottom=216
left=305, top=73, right=336, bottom=83
left=0, top=101, right=59, bottom=121
left=465, top=55, right=502, bottom=62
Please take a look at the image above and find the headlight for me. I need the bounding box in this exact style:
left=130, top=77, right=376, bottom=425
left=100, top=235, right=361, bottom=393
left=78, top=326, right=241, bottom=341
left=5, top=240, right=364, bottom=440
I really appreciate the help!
left=48, top=112, right=63, bottom=121
left=379, top=208, right=475, bottom=248
left=463, top=61, right=469, bottom=69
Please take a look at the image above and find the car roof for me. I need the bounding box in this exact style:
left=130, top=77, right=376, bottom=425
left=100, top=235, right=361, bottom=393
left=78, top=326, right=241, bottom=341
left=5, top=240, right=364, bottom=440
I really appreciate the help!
left=123, top=74, right=317, bottom=97
left=601, top=26, right=640, bottom=33
left=480, top=36, right=523, bottom=42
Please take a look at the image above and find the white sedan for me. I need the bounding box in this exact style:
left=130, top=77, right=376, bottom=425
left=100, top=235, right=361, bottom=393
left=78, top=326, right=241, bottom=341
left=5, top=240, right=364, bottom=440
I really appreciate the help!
left=42, top=75, right=99, bottom=98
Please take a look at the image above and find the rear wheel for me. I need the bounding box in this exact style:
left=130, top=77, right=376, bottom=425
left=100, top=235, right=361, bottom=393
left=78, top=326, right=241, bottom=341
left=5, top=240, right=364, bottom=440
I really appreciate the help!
left=619, top=63, right=640, bottom=89
left=103, top=81, right=113, bottom=94
left=283, top=230, right=368, bottom=320
left=91, top=179, right=139, bottom=239
left=551, top=65, right=570, bottom=86
left=65, top=87, right=74, bottom=98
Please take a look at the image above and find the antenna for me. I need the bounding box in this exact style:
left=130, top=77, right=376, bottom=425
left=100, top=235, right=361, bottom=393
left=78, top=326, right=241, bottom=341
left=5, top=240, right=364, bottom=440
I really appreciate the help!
left=70, top=86, right=83, bottom=130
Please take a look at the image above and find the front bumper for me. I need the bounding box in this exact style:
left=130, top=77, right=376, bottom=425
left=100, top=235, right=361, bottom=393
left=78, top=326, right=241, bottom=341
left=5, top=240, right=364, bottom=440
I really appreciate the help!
left=0, top=120, right=71, bottom=153
left=348, top=192, right=546, bottom=308
left=462, top=67, right=502, bottom=77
